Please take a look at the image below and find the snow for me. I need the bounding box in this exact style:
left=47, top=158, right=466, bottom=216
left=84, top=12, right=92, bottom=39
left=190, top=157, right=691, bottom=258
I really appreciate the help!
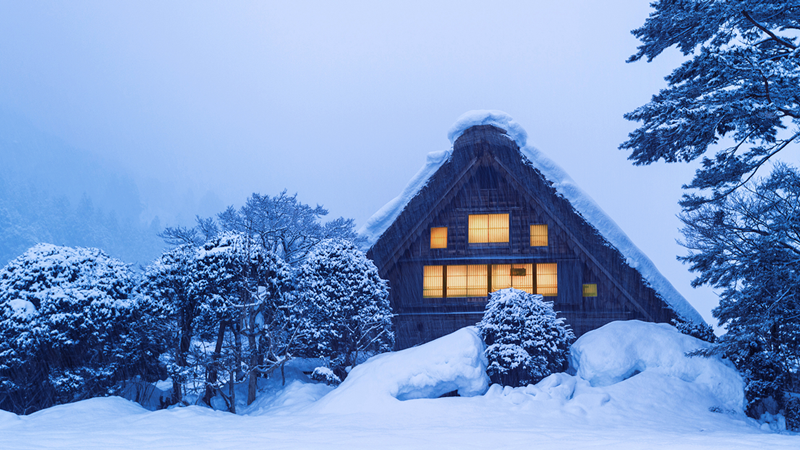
left=447, top=109, right=528, bottom=148
left=7, top=299, right=36, bottom=319
left=1, top=322, right=798, bottom=449
left=569, top=320, right=745, bottom=412
left=312, top=326, right=488, bottom=413
left=359, top=111, right=704, bottom=325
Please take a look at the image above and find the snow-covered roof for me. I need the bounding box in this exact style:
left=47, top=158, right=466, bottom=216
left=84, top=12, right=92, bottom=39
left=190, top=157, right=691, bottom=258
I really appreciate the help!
left=359, top=110, right=704, bottom=325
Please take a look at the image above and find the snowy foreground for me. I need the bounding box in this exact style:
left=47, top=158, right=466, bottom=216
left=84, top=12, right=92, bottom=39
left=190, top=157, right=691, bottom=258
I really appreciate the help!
left=1, top=322, right=797, bottom=449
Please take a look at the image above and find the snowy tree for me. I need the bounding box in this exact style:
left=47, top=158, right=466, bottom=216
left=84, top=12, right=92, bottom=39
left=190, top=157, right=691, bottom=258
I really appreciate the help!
left=0, top=244, right=165, bottom=414
left=216, top=191, right=364, bottom=265
left=681, top=164, right=800, bottom=421
left=293, top=239, right=393, bottom=377
left=477, top=289, right=574, bottom=387
left=162, top=191, right=363, bottom=266
left=138, top=244, right=202, bottom=404
left=622, top=2, right=800, bottom=209
left=190, top=232, right=293, bottom=410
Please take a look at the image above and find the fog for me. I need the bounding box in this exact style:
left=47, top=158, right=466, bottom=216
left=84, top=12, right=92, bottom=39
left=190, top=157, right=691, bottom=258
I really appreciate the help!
left=0, top=1, right=718, bottom=324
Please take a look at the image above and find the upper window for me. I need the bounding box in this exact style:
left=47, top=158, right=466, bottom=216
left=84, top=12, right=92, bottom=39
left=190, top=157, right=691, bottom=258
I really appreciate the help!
left=468, top=213, right=509, bottom=243
left=530, top=224, right=548, bottom=247
left=430, top=227, right=448, bottom=249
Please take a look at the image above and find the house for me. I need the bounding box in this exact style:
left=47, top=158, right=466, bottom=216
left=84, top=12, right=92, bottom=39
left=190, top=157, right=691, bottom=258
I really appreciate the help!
left=360, top=111, right=704, bottom=350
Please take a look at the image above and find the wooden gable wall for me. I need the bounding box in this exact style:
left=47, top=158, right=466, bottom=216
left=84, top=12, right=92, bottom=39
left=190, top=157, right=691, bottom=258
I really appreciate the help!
left=368, top=125, right=679, bottom=349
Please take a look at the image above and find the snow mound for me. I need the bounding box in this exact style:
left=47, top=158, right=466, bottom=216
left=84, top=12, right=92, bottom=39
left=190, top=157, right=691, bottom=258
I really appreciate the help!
left=312, top=327, right=489, bottom=413
left=570, top=320, right=744, bottom=412
left=447, top=110, right=528, bottom=148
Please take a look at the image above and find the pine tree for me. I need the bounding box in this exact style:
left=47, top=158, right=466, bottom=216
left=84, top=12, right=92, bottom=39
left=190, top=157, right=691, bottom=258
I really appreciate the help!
left=622, top=2, right=800, bottom=209
left=681, top=164, right=800, bottom=420
left=293, top=239, right=393, bottom=377
left=477, top=288, right=574, bottom=387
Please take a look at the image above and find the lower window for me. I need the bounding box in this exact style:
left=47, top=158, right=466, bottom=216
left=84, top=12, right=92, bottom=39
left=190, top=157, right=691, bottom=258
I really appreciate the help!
left=422, top=263, right=557, bottom=298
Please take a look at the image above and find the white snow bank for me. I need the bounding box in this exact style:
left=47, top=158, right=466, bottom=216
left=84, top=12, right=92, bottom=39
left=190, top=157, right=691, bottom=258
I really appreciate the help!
left=447, top=110, right=528, bottom=148
left=360, top=110, right=704, bottom=324
left=569, top=320, right=744, bottom=412
left=312, top=327, right=489, bottom=413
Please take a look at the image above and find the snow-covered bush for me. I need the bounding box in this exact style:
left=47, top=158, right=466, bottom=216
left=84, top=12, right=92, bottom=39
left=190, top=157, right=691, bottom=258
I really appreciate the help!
left=477, top=288, right=574, bottom=387
left=293, top=239, right=393, bottom=377
left=310, top=367, right=341, bottom=386
left=0, top=244, right=165, bottom=414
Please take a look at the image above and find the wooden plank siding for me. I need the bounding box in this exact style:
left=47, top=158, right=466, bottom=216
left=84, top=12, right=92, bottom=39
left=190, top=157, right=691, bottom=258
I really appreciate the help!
left=367, top=125, right=679, bottom=350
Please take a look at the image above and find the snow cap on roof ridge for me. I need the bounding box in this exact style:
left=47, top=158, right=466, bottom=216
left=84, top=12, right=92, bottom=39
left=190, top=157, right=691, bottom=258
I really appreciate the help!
left=447, top=110, right=527, bottom=148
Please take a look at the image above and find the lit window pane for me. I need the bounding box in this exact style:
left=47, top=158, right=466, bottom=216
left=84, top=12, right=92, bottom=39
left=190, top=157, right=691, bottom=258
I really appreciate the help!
left=511, top=263, right=534, bottom=293
left=488, top=214, right=509, bottom=243
left=468, top=215, right=489, bottom=243
left=431, top=227, right=448, bottom=249
left=467, top=265, right=488, bottom=297
left=583, top=283, right=597, bottom=297
left=530, top=224, right=548, bottom=247
left=491, top=264, right=511, bottom=291
left=537, top=263, right=558, bottom=296
left=469, top=214, right=509, bottom=243
left=423, top=265, right=443, bottom=298
left=447, top=265, right=468, bottom=297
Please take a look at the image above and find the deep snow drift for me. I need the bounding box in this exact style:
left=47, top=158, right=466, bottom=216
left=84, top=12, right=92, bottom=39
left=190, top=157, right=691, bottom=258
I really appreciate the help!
left=0, top=321, right=796, bottom=450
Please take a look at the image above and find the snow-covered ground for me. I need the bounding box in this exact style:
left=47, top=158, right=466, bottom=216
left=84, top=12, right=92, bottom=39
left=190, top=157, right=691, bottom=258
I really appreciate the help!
left=1, top=322, right=796, bottom=449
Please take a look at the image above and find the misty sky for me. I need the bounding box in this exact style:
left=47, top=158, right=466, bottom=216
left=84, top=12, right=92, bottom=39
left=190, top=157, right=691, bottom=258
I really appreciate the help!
left=0, top=1, right=719, bottom=324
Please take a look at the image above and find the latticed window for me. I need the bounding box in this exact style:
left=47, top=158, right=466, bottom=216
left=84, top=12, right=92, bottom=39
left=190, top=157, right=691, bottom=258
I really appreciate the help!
left=468, top=213, right=509, bottom=243
left=530, top=224, right=548, bottom=247
left=430, top=227, right=448, bottom=249
left=423, top=265, right=443, bottom=298
left=491, top=264, right=533, bottom=293
left=423, top=263, right=557, bottom=298
left=582, top=283, right=597, bottom=297
left=536, top=263, right=558, bottom=296
left=447, top=265, right=488, bottom=298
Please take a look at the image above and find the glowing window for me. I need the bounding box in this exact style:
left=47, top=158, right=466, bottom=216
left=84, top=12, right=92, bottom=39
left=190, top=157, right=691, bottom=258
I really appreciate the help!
left=466, top=264, right=488, bottom=297
left=583, top=284, right=597, bottom=297
left=536, top=263, right=558, bottom=296
left=468, top=214, right=509, bottom=243
left=423, top=265, right=443, bottom=298
left=490, top=264, right=533, bottom=294
left=446, top=265, right=468, bottom=298
left=511, top=264, right=534, bottom=293
left=530, top=224, right=548, bottom=247
left=430, top=227, right=448, bottom=249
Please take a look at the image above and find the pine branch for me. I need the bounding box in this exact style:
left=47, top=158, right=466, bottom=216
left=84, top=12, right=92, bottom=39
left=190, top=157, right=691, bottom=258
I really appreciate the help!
left=742, top=11, right=797, bottom=50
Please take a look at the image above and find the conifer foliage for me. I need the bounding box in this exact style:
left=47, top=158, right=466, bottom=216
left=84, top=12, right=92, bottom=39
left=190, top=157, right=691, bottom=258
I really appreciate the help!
left=0, top=244, right=164, bottom=414
left=477, top=289, right=574, bottom=387
left=293, top=239, right=393, bottom=377
left=622, top=2, right=800, bottom=208
left=681, top=164, right=800, bottom=420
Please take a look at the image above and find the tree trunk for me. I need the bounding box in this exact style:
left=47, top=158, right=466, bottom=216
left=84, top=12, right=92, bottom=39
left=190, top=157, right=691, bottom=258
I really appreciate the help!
left=203, top=321, right=227, bottom=405
left=247, top=310, right=259, bottom=405
left=229, top=370, right=236, bottom=414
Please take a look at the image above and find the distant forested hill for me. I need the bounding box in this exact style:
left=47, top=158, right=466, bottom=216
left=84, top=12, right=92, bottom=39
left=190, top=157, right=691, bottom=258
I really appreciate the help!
left=0, top=109, right=165, bottom=267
